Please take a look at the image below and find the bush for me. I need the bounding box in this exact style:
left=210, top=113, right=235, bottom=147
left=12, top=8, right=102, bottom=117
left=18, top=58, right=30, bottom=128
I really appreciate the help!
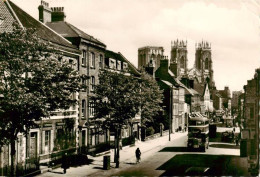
left=146, top=127, right=155, bottom=136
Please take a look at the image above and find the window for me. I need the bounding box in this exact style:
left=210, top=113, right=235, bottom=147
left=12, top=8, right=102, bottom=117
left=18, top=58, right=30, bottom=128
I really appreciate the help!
left=99, top=55, right=103, bottom=69
left=90, top=76, right=95, bottom=91
left=91, top=52, right=95, bottom=68
left=44, top=130, right=50, bottom=154
left=205, top=58, right=209, bottom=70
left=110, top=59, right=116, bottom=69
left=82, top=100, right=85, bottom=118
left=82, top=50, right=86, bottom=66
left=173, top=103, right=178, bottom=115
left=82, top=78, right=86, bottom=92
left=123, top=62, right=128, bottom=70
left=180, top=56, right=185, bottom=68
left=117, top=60, right=121, bottom=70
left=89, top=101, right=95, bottom=117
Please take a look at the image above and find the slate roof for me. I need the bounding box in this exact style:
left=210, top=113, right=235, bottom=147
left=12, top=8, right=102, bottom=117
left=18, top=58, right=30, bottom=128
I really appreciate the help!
left=46, top=21, right=106, bottom=48
left=0, top=0, right=16, bottom=33
left=2, top=0, right=80, bottom=54
left=105, top=50, right=140, bottom=76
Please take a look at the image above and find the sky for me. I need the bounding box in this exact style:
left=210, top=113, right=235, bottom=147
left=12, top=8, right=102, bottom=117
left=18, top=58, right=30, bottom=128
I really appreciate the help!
left=11, top=0, right=260, bottom=93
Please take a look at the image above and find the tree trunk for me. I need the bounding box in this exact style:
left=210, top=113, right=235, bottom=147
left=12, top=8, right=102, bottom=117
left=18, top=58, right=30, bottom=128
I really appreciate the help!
left=114, top=128, right=117, bottom=163
left=116, top=128, right=121, bottom=168
left=10, top=140, right=16, bottom=176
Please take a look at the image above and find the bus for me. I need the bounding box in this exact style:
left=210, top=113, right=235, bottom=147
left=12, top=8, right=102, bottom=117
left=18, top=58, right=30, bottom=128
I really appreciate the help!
left=187, top=113, right=209, bottom=152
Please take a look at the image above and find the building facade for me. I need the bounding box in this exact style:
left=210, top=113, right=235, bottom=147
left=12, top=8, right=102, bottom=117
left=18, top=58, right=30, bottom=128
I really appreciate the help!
left=241, top=69, right=259, bottom=175
left=38, top=0, right=108, bottom=154
left=138, top=46, right=164, bottom=71
left=0, top=0, right=81, bottom=175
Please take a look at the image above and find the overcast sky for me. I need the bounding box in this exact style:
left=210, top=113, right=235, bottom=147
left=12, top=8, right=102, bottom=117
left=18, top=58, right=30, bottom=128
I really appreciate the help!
left=12, top=0, right=260, bottom=93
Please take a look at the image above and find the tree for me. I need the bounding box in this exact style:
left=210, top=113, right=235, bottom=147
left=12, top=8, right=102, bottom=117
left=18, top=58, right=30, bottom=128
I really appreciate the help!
left=91, top=69, right=163, bottom=168
left=0, top=25, right=83, bottom=176
left=139, top=72, right=163, bottom=127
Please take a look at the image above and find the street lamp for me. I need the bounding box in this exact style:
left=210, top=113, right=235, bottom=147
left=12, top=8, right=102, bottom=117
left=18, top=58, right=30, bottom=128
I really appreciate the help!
left=169, top=86, right=173, bottom=141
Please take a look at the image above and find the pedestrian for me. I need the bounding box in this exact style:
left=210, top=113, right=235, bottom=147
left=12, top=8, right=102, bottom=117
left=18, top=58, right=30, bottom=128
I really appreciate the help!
left=61, top=153, right=69, bottom=174
left=233, top=127, right=235, bottom=132
left=235, top=136, right=239, bottom=146
left=135, top=148, right=141, bottom=164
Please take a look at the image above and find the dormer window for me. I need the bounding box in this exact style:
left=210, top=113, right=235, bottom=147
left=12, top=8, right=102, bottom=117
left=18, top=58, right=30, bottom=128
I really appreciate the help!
left=117, top=60, right=121, bottom=70
left=123, top=62, right=128, bottom=70
left=109, top=59, right=116, bottom=69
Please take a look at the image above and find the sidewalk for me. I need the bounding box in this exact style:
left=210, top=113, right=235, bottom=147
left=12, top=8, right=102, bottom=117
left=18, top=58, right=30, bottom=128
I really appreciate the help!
left=37, top=132, right=187, bottom=177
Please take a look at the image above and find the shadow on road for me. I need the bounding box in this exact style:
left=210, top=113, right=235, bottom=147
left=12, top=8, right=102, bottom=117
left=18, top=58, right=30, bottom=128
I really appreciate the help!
left=124, top=162, right=137, bottom=165
left=159, top=147, right=204, bottom=152
left=93, top=166, right=104, bottom=170
left=157, top=154, right=245, bottom=176
left=209, top=143, right=239, bottom=149
left=50, top=171, right=64, bottom=174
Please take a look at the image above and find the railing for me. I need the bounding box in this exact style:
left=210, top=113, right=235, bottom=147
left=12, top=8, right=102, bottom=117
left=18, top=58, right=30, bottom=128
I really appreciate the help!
left=0, top=157, right=40, bottom=176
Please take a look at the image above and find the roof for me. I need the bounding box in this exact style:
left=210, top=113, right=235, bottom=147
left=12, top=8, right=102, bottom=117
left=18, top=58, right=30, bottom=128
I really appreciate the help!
left=161, top=80, right=176, bottom=88
left=105, top=50, right=141, bottom=76
left=46, top=21, right=106, bottom=48
left=0, top=0, right=16, bottom=33
left=174, top=77, right=195, bottom=95
left=6, top=0, right=80, bottom=54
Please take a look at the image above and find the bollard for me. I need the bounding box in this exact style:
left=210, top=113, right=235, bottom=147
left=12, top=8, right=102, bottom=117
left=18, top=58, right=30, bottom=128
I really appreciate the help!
left=103, top=155, right=110, bottom=170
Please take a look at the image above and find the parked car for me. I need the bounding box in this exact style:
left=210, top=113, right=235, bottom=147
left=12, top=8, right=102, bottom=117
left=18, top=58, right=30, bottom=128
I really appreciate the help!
left=185, top=167, right=211, bottom=175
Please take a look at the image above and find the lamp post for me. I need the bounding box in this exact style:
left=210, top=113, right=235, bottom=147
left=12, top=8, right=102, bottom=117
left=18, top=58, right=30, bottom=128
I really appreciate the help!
left=169, top=86, right=173, bottom=141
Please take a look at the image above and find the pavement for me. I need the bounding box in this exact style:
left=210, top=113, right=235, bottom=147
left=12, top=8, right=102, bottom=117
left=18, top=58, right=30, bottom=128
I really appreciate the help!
left=37, top=132, right=186, bottom=177
left=37, top=126, right=251, bottom=176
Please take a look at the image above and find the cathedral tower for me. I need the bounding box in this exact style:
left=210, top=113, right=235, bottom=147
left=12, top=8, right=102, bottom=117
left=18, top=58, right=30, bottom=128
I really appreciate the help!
left=170, top=39, right=188, bottom=77
left=138, top=46, right=164, bottom=71
left=195, top=41, right=214, bottom=87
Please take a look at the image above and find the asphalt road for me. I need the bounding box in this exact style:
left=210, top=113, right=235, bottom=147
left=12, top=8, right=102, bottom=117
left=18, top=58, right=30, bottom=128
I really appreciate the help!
left=106, top=130, right=244, bottom=176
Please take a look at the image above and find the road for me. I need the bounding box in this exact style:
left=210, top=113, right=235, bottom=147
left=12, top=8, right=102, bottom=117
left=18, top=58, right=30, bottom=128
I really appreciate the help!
left=93, top=129, right=245, bottom=176
left=38, top=126, right=249, bottom=176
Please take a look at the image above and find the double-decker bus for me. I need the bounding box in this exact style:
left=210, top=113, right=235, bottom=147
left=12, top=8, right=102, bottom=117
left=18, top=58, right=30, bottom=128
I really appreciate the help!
left=187, top=113, right=209, bottom=152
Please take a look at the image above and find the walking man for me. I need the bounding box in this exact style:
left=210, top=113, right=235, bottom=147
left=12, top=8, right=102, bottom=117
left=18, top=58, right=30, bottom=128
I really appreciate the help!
left=61, top=153, right=69, bottom=174
left=135, top=148, right=141, bottom=164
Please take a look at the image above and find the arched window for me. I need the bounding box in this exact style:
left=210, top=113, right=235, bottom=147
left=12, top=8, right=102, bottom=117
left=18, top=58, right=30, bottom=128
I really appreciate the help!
left=198, top=59, right=201, bottom=70
left=205, top=58, right=209, bottom=70
left=180, top=56, right=185, bottom=68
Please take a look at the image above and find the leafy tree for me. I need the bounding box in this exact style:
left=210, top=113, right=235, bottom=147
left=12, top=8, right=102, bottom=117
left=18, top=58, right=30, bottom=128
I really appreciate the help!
left=0, top=24, right=83, bottom=176
left=139, top=71, right=163, bottom=127
left=91, top=69, right=163, bottom=168
left=91, top=70, right=140, bottom=168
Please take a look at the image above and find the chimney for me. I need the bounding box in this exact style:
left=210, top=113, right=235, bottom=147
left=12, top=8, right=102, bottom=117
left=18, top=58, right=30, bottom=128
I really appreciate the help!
left=38, top=0, right=52, bottom=23
left=51, top=7, right=66, bottom=22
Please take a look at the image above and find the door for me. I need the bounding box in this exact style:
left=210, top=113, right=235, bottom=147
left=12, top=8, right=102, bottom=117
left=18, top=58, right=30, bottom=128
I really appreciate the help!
left=30, top=132, right=37, bottom=158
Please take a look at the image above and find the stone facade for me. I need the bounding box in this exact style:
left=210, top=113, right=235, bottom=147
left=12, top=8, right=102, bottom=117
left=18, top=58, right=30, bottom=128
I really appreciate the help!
left=138, top=46, right=164, bottom=71
left=241, top=69, right=259, bottom=175
left=170, top=40, right=188, bottom=78
left=0, top=1, right=81, bottom=175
